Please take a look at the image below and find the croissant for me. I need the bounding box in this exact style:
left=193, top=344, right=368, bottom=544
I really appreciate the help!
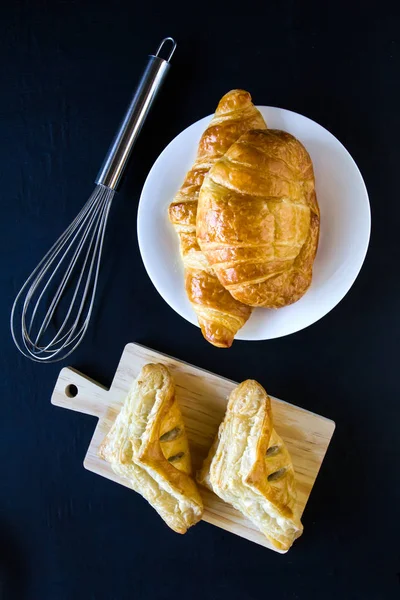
left=99, top=363, right=203, bottom=534
left=169, top=90, right=267, bottom=347
left=197, top=379, right=303, bottom=551
left=197, top=129, right=320, bottom=308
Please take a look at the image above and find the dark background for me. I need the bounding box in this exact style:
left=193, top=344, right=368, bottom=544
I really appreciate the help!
left=1, top=1, right=399, bottom=599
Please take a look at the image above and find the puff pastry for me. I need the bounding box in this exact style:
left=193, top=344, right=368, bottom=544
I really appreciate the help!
left=99, top=363, right=203, bottom=534
left=197, top=380, right=303, bottom=550
left=197, top=129, right=320, bottom=308
left=169, top=90, right=267, bottom=347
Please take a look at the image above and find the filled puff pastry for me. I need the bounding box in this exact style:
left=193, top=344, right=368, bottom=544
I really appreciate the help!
left=197, top=129, right=319, bottom=308
left=99, top=363, right=203, bottom=534
left=169, top=90, right=267, bottom=347
left=197, top=380, right=303, bottom=550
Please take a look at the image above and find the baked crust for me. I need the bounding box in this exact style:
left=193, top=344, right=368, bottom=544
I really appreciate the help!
left=99, top=364, right=203, bottom=533
left=169, top=90, right=267, bottom=347
left=197, top=379, right=303, bottom=550
left=197, top=129, right=319, bottom=308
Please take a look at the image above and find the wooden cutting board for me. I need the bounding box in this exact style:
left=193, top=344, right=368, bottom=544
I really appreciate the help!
left=51, top=342, right=335, bottom=552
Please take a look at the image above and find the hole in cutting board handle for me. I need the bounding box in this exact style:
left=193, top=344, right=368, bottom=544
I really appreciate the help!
left=65, top=384, right=78, bottom=398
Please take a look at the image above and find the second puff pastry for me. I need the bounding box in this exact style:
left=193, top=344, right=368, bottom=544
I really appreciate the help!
left=197, top=379, right=303, bottom=550
left=169, top=90, right=267, bottom=347
left=197, top=129, right=320, bottom=308
left=99, top=363, right=203, bottom=534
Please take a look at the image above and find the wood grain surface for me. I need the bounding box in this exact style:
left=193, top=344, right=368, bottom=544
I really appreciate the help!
left=51, top=342, right=335, bottom=552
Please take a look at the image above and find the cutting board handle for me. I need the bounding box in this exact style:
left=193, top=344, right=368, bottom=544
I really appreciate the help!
left=51, top=367, right=108, bottom=418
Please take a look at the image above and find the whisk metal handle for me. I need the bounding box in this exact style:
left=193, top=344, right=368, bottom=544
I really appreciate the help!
left=95, top=37, right=176, bottom=190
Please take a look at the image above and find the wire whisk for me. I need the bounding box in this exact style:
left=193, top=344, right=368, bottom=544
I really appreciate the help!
left=11, top=37, right=176, bottom=362
left=11, top=185, right=114, bottom=362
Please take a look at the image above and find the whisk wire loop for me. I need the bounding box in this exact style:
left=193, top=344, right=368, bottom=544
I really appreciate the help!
left=11, top=185, right=115, bottom=362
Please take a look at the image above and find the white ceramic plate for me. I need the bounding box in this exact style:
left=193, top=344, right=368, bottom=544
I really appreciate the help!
left=137, top=107, right=370, bottom=340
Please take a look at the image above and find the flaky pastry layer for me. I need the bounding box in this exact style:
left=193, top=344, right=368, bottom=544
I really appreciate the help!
left=99, top=363, right=203, bottom=533
left=198, top=380, right=303, bottom=550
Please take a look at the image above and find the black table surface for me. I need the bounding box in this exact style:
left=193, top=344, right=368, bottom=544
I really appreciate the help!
left=1, top=2, right=399, bottom=599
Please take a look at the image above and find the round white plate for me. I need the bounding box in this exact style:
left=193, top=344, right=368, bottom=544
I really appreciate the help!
left=138, top=107, right=371, bottom=340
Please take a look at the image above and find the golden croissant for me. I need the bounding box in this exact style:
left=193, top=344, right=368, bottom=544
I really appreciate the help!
left=169, top=90, right=267, bottom=347
left=197, top=129, right=320, bottom=308
left=197, top=379, right=303, bottom=551
left=99, top=363, right=203, bottom=533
